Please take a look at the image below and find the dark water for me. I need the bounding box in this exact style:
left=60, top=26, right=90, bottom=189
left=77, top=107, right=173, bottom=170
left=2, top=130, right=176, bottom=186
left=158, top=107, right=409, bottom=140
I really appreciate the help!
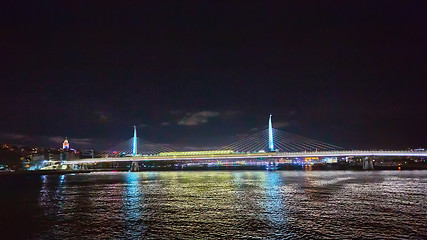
left=1, top=171, right=426, bottom=239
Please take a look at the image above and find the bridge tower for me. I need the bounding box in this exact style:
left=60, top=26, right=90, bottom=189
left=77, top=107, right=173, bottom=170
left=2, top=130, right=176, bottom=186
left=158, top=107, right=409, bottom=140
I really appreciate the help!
left=132, top=126, right=137, bottom=156
left=269, top=114, right=274, bottom=151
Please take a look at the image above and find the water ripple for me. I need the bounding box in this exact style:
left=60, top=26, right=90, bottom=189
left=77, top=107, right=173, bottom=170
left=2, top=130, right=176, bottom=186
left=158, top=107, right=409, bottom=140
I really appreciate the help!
left=0, top=171, right=425, bottom=239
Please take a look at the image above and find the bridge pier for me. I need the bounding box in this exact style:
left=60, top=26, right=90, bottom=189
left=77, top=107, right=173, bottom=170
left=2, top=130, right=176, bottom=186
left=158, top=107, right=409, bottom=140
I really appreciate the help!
left=65, top=164, right=73, bottom=170
left=362, top=157, right=374, bottom=170
left=130, top=161, right=140, bottom=172
left=80, top=163, right=88, bottom=170
left=267, top=159, right=276, bottom=171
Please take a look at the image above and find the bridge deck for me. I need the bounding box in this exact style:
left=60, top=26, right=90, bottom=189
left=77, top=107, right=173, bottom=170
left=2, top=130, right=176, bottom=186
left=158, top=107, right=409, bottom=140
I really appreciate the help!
left=64, top=150, right=427, bottom=164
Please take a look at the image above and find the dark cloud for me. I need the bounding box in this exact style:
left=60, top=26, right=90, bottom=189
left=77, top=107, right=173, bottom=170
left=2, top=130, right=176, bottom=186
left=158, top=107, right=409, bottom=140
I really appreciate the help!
left=93, top=111, right=110, bottom=124
left=70, top=138, right=93, bottom=146
left=0, top=133, right=32, bottom=142
left=221, top=110, right=240, bottom=118
left=274, top=121, right=290, bottom=128
left=48, top=136, right=65, bottom=144
left=178, top=111, right=220, bottom=126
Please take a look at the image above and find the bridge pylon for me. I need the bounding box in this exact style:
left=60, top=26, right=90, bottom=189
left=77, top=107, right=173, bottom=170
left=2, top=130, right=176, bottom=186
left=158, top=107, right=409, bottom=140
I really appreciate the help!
left=132, top=126, right=137, bottom=156
left=269, top=114, right=274, bottom=151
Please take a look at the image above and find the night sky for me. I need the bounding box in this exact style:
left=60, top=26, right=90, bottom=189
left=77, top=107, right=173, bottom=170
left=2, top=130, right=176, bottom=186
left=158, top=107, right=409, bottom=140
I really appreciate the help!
left=1, top=1, right=426, bottom=150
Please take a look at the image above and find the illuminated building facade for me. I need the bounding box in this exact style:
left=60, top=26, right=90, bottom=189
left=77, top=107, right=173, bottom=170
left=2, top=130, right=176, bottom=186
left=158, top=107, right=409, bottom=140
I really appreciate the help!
left=63, top=138, right=70, bottom=150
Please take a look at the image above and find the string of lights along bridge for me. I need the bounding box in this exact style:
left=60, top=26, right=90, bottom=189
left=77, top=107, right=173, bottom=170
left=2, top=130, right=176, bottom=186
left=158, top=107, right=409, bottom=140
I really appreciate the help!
left=65, top=115, right=427, bottom=168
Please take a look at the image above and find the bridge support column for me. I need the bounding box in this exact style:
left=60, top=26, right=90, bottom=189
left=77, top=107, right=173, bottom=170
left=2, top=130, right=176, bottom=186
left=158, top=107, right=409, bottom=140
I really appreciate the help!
left=65, top=164, right=73, bottom=170
left=363, top=157, right=374, bottom=170
left=81, top=163, right=88, bottom=170
left=130, top=161, right=140, bottom=172
left=267, top=159, right=276, bottom=171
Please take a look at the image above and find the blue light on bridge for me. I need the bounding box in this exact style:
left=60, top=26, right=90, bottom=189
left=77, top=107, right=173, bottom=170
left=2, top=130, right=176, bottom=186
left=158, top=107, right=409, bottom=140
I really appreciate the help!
left=132, top=126, right=137, bottom=156
left=269, top=114, right=274, bottom=151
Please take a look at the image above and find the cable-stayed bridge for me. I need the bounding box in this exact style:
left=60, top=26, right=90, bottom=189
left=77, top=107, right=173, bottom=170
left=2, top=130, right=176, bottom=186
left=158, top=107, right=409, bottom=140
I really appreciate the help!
left=64, top=116, right=426, bottom=170
left=95, top=128, right=342, bottom=158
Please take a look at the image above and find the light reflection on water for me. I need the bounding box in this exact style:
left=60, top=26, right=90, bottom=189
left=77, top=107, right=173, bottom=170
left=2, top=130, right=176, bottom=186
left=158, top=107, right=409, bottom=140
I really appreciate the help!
left=2, top=171, right=426, bottom=239
left=123, top=173, right=145, bottom=237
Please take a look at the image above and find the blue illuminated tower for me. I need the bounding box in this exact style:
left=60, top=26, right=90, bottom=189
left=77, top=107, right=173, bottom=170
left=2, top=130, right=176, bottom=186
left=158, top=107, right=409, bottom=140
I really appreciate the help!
left=269, top=114, right=274, bottom=151
left=132, top=126, right=137, bottom=156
